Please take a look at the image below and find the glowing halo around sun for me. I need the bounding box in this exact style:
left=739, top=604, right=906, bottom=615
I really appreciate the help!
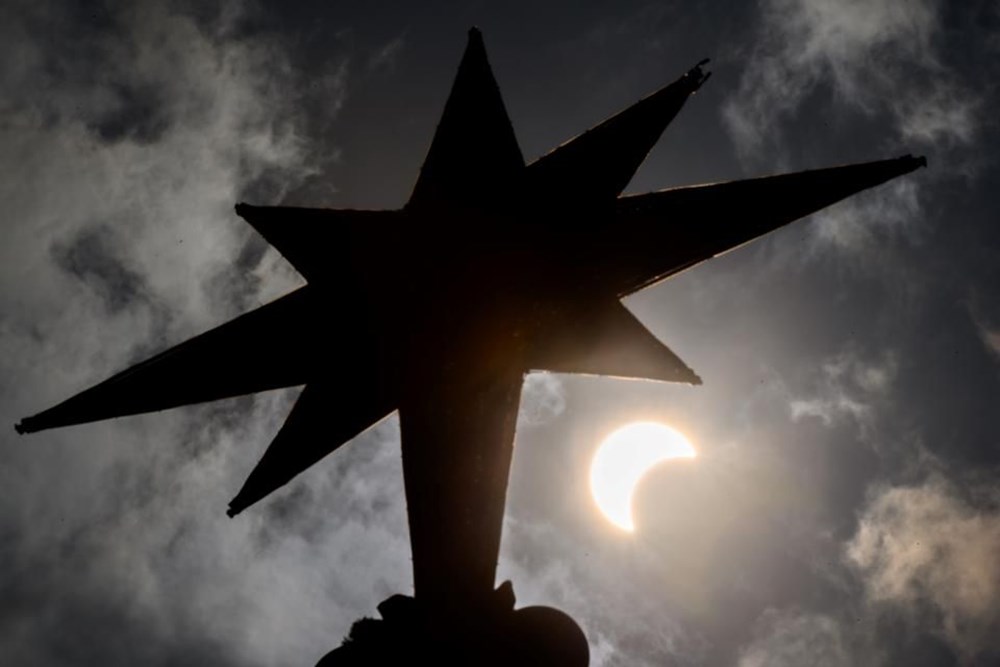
left=590, top=421, right=696, bottom=532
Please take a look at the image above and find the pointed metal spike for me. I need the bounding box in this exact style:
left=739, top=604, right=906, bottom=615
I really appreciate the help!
left=527, top=61, right=711, bottom=203
left=398, top=372, right=523, bottom=611
left=235, top=204, right=401, bottom=284
left=406, top=29, right=524, bottom=212
left=528, top=299, right=701, bottom=385
left=685, top=59, right=711, bottom=90
left=227, top=381, right=396, bottom=517
left=16, top=288, right=318, bottom=434
left=602, top=154, right=927, bottom=295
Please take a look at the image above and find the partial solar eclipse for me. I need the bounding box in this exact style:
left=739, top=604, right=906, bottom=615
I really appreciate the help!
left=590, top=421, right=696, bottom=531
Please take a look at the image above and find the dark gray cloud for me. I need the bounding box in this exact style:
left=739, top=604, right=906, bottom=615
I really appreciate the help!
left=722, top=0, right=984, bottom=161
left=50, top=224, right=151, bottom=315
left=0, top=0, right=403, bottom=665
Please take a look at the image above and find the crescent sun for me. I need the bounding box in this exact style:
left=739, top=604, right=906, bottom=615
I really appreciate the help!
left=590, top=421, right=696, bottom=532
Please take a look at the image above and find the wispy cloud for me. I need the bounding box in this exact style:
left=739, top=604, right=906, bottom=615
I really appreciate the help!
left=722, top=0, right=982, bottom=160
left=367, top=36, right=405, bottom=71
left=736, top=608, right=852, bottom=667
left=978, top=326, right=1000, bottom=359
left=789, top=349, right=897, bottom=439
left=804, top=179, right=923, bottom=259
left=968, top=297, right=1000, bottom=362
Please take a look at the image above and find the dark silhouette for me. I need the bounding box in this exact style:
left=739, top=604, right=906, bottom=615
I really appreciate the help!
left=314, top=582, right=588, bottom=666
left=16, top=28, right=924, bottom=665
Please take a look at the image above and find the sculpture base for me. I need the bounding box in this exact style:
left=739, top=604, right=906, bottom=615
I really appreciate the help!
left=315, top=583, right=589, bottom=666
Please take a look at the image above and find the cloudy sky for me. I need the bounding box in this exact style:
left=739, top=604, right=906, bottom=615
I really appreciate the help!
left=2, top=0, right=998, bottom=665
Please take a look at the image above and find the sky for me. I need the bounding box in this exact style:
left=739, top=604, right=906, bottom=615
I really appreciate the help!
left=1, top=0, right=998, bottom=665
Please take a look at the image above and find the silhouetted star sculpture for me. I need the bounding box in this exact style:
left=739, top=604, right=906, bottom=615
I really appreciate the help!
left=17, top=28, right=925, bottom=666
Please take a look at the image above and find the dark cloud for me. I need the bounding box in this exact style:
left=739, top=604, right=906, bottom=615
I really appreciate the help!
left=722, top=0, right=986, bottom=162
left=89, top=80, right=173, bottom=144
left=50, top=225, right=149, bottom=314
left=0, top=0, right=378, bottom=664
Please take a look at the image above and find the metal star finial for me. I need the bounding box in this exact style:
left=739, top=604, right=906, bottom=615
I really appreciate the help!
left=17, top=28, right=924, bottom=625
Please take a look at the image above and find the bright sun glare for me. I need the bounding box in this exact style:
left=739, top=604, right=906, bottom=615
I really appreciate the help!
left=590, top=421, right=696, bottom=532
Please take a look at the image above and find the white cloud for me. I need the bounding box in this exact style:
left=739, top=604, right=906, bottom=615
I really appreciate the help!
left=896, top=86, right=980, bottom=146
left=737, top=608, right=851, bottom=667
left=518, top=371, right=568, bottom=427
left=846, top=475, right=1000, bottom=658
